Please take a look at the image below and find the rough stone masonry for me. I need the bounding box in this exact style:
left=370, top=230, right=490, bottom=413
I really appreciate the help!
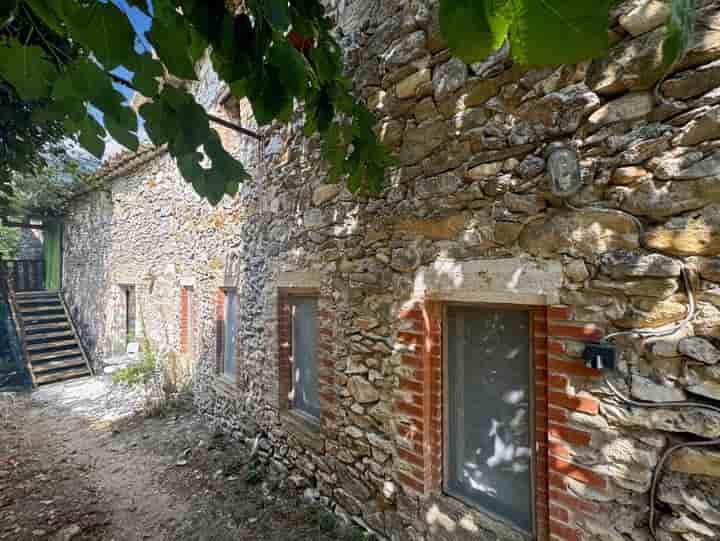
left=61, top=1, right=720, bottom=540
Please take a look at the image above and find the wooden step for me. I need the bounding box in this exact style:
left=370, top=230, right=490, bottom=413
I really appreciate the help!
left=30, top=348, right=81, bottom=362
left=32, top=357, right=86, bottom=374
left=15, top=298, right=62, bottom=308
left=35, top=366, right=90, bottom=385
left=24, top=322, right=71, bottom=332
left=16, top=305, right=64, bottom=314
left=21, top=313, right=68, bottom=322
left=25, top=330, right=75, bottom=342
left=14, top=290, right=60, bottom=298
left=26, top=339, right=79, bottom=352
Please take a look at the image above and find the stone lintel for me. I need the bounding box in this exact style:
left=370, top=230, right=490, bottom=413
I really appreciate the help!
left=277, top=271, right=322, bottom=290
left=413, top=257, right=563, bottom=306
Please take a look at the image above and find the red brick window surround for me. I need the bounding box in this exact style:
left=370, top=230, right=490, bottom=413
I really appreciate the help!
left=277, top=289, right=335, bottom=429
left=180, top=286, right=194, bottom=355
left=395, top=301, right=606, bottom=541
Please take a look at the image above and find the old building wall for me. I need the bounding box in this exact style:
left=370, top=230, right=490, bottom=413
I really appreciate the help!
left=63, top=1, right=720, bottom=541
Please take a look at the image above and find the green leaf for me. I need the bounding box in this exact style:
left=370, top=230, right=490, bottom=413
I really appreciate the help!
left=0, top=38, right=57, bottom=100
left=509, top=0, right=612, bottom=66
left=104, top=108, right=139, bottom=152
left=261, top=0, right=290, bottom=31
left=245, top=66, right=292, bottom=126
left=439, top=0, right=511, bottom=64
left=663, top=0, right=696, bottom=68
left=60, top=1, right=137, bottom=69
left=309, top=40, right=342, bottom=83
left=124, top=0, right=150, bottom=14
left=139, top=100, right=174, bottom=146
left=78, top=116, right=106, bottom=159
left=188, top=27, right=210, bottom=65
left=23, top=0, right=65, bottom=35
left=127, top=54, right=163, bottom=97
left=269, top=40, right=308, bottom=97
left=147, top=12, right=197, bottom=80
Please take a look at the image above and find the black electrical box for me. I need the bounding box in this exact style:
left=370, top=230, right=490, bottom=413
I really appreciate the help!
left=583, top=341, right=616, bottom=371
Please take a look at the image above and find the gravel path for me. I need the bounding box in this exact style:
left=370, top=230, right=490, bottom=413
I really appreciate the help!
left=0, top=377, right=366, bottom=541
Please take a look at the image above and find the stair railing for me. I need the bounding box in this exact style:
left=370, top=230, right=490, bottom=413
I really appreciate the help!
left=1, top=257, right=37, bottom=388
left=58, top=291, right=94, bottom=376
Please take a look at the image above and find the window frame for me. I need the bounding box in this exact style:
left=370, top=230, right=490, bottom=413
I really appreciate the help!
left=121, top=284, right=136, bottom=345
left=222, top=288, right=238, bottom=381
left=288, top=293, right=320, bottom=423
left=441, top=302, right=537, bottom=538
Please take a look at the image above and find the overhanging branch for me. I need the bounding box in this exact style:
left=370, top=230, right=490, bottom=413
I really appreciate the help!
left=109, top=73, right=261, bottom=140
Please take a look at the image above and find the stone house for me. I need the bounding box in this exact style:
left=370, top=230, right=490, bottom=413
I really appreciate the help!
left=59, top=1, right=720, bottom=540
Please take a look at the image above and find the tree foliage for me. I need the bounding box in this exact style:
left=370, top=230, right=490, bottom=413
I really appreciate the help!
left=0, top=7, right=78, bottom=212
left=6, top=158, right=97, bottom=219
left=439, top=0, right=696, bottom=68
left=0, top=0, right=395, bottom=205
left=0, top=226, right=20, bottom=259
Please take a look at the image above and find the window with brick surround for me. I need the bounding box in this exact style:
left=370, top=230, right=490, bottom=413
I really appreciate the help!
left=278, top=291, right=321, bottom=422
left=444, top=305, right=533, bottom=533
left=395, top=301, right=551, bottom=540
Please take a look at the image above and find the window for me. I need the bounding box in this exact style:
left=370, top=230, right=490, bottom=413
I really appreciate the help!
left=444, top=305, right=533, bottom=533
left=124, top=285, right=136, bottom=344
left=223, top=290, right=238, bottom=380
left=290, top=296, right=319, bottom=420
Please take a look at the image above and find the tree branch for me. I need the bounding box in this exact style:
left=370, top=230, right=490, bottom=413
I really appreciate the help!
left=108, top=73, right=261, bottom=141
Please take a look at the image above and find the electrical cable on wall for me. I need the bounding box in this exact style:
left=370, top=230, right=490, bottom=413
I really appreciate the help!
left=547, top=153, right=716, bottom=541
left=606, top=379, right=720, bottom=540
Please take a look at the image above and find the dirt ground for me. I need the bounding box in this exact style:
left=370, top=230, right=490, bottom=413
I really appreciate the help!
left=0, top=378, right=369, bottom=541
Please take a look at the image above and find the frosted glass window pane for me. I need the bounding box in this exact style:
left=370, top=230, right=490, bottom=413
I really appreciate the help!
left=291, top=297, right=319, bottom=420
left=446, top=306, right=532, bottom=532
left=223, top=292, right=237, bottom=379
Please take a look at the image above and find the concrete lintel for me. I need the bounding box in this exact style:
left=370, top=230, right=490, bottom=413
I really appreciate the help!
left=413, top=256, right=563, bottom=306
left=277, top=271, right=322, bottom=290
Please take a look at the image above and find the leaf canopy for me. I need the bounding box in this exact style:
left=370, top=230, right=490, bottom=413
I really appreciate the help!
left=439, top=0, right=696, bottom=68
left=0, top=0, right=394, bottom=208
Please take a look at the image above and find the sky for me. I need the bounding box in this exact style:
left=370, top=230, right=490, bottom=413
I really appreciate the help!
left=97, top=0, right=154, bottom=159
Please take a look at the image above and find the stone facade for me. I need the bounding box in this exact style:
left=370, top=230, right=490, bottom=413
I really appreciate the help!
left=61, top=1, right=720, bottom=541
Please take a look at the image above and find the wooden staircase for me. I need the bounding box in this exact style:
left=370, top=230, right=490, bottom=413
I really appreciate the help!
left=13, top=290, right=93, bottom=386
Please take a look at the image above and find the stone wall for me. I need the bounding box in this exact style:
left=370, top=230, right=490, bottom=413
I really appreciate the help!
left=62, top=1, right=720, bottom=541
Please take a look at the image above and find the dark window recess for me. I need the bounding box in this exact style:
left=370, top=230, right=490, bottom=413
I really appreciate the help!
left=445, top=305, right=533, bottom=533
left=125, top=286, right=136, bottom=344
left=290, top=296, right=320, bottom=420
